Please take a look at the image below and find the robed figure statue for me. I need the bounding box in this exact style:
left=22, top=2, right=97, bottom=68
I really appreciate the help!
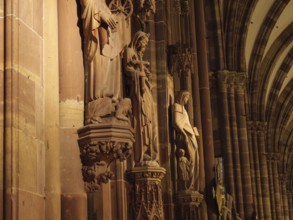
left=80, top=0, right=131, bottom=102
left=172, top=91, right=199, bottom=190
left=124, top=31, right=159, bottom=167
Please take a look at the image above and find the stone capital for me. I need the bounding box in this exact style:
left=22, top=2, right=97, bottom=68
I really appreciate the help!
left=234, top=72, right=247, bottom=94
left=247, top=121, right=267, bottom=133
left=217, top=70, right=229, bottom=92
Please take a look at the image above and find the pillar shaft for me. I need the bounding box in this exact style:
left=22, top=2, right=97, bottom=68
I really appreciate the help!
left=272, top=160, right=282, bottom=218
left=44, top=0, right=61, bottom=219
left=247, top=123, right=258, bottom=214
left=227, top=74, right=244, bottom=217
left=267, top=158, right=276, bottom=220
left=252, top=128, right=264, bottom=218
left=217, top=72, right=236, bottom=200
left=280, top=177, right=289, bottom=219
left=256, top=123, right=271, bottom=219
left=194, top=0, right=217, bottom=218
left=288, top=192, right=293, bottom=220
left=57, top=0, right=87, bottom=219
left=235, top=73, right=254, bottom=218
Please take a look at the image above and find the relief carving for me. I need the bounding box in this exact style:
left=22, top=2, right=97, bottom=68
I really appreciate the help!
left=124, top=31, right=159, bottom=167
left=127, top=167, right=166, bottom=220
left=79, top=139, right=133, bottom=192
left=172, top=90, right=200, bottom=191
left=133, top=0, right=156, bottom=30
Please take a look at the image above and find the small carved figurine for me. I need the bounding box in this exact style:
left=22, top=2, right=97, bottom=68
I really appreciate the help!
left=177, top=149, right=190, bottom=190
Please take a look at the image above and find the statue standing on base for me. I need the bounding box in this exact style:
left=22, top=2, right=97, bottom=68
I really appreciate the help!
left=172, top=90, right=199, bottom=191
left=124, top=31, right=159, bottom=167
left=80, top=0, right=131, bottom=102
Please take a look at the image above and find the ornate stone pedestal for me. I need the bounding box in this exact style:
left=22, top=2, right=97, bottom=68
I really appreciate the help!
left=127, top=166, right=166, bottom=220
left=176, top=190, right=204, bottom=220
left=77, top=119, right=134, bottom=192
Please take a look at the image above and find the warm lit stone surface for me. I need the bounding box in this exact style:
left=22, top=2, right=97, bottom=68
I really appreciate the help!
left=18, top=190, right=45, bottom=220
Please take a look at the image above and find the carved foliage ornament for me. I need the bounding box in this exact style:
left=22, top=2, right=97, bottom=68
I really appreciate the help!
left=171, top=50, right=193, bottom=77
left=80, top=140, right=132, bottom=192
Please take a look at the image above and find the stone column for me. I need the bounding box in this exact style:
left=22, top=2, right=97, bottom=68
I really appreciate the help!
left=4, top=0, right=47, bottom=219
left=217, top=71, right=236, bottom=200
left=280, top=175, right=289, bottom=219
left=127, top=167, right=166, bottom=220
left=194, top=2, right=217, bottom=215
left=288, top=191, right=293, bottom=220
left=272, top=156, right=282, bottom=219
left=0, top=0, right=4, bottom=217
left=250, top=121, right=264, bottom=218
left=227, top=72, right=244, bottom=217
left=267, top=154, right=276, bottom=220
left=44, top=0, right=61, bottom=219
left=234, top=73, right=254, bottom=218
left=256, top=122, right=272, bottom=219
left=57, top=1, right=87, bottom=219
left=247, top=122, right=258, bottom=215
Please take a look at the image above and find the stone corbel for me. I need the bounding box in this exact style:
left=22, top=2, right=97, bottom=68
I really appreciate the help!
left=170, top=49, right=194, bottom=77
left=78, top=98, right=135, bottom=192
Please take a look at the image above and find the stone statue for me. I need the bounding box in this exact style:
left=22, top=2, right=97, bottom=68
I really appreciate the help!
left=124, top=31, right=159, bottom=166
left=177, top=149, right=190, bottom=190
left=213, top=159, right=225, bottom=217
left=80, top=0, right=131, bottom=102
left=172, top=90, right=199, bottom=190
left=133, top=0, right=156, bottom=30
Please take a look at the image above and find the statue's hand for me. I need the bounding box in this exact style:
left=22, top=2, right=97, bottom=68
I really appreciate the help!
left=99, top=12, right=117, bottom=30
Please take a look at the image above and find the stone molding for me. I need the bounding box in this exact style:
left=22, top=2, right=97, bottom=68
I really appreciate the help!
left=176, top=191, right=204, bottom=219
left=216, top=71, right=247, bottom=93
left=247, top=121, right=267, bottom=133
left=77, top=122, right=134, bottom=192
left=127, top=166, right=166, bottom=220
left=265, top=152, right=280, bottom=162
left=234, top=72, right=247, bottom=94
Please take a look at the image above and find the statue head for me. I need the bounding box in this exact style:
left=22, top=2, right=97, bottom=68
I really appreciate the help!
left=131, top=31, right=150, bottom=58
left=178, top=148, right=185, bottom=157
left=175, top=90, right=190, bottom=106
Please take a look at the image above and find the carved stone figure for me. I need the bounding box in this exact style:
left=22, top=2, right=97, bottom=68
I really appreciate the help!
left=213, top=159, right=225, bottom=216
left=133, top=0, right=156, bottom=30
left=172, top=90, right=199, bottom=190
left=115, top=97, right=132, bottom=121
left=177, top=149, right=190, bottom=190
left=80, top=0, right=132, bottom=102
left=124, top=31, right=159, bottom=167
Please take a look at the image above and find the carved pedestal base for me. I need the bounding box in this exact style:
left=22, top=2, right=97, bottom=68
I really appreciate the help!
left=127, top=166, right=166, bottom=220
left=176, top=190, right=204, bottom=220
left=77, top=120, right=134, bottom=192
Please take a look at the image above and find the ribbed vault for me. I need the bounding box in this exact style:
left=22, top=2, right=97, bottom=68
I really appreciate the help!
left=246, top=0, right=293, bottom=196
left=205, top=0, right=293, bottom=218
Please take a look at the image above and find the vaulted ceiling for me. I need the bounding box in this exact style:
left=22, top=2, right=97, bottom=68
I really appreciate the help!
left=246, top=0, right=293, bottom=192
left=205, top=0, right=293, bottom=191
